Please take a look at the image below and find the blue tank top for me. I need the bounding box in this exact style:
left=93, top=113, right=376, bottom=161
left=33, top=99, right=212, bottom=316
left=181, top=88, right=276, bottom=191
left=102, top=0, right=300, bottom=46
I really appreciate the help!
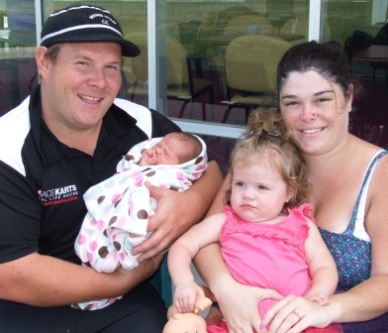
left=319, top=150, right=388, bottom=332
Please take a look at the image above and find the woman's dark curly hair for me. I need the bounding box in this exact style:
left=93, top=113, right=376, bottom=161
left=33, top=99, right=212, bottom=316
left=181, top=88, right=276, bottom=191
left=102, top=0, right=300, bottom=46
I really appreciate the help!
left=276, top=41, right=364, bottom=104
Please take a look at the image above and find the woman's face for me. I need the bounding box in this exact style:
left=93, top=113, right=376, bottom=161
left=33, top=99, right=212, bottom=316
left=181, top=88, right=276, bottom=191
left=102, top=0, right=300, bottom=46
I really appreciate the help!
left=279, top=70, right=352, bottom=157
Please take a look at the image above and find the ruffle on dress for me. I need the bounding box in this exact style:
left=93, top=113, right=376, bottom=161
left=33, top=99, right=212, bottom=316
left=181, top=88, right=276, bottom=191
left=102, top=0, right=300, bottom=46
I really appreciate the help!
left=222, top=203, right=313, bottom=250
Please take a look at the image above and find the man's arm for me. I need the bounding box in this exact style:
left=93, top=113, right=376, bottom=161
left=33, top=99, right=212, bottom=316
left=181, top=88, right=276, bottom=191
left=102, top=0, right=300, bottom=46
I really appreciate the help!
left=0, top=252, right=163, bottom=306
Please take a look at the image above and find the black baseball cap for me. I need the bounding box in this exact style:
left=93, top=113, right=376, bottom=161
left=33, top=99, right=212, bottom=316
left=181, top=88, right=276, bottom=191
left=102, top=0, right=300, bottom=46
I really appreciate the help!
left=40, top=4, right=140, bottom=57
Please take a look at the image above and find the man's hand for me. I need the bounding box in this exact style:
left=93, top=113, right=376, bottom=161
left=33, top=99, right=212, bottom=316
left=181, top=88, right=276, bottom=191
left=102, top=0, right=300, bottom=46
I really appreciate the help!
left=113, top=254, right=164, bottom=291
left=132, top=185, right=193, bottom=261
left=133, top=161, right=223, bottom=262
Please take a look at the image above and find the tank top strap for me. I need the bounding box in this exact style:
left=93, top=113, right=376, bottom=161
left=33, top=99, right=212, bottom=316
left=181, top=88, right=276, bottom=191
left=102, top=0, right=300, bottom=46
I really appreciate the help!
left=349, top=150, right=388, bottom=240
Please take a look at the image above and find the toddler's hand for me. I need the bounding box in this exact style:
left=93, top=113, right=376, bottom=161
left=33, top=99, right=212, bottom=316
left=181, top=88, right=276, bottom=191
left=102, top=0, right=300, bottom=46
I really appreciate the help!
left=307, top=293, right=330, bottom=305
left=194, top=295, right=213, bottom=313
left=174, top=281, right=204, bottom=313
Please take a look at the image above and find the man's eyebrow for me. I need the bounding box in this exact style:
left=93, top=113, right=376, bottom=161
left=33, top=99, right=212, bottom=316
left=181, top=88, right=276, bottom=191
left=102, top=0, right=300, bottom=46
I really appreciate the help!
left=71, top=54, right=122, bottom=65
left=108, top=59, right=122, bottom=66
left=72, top=53, right=90, bottom=59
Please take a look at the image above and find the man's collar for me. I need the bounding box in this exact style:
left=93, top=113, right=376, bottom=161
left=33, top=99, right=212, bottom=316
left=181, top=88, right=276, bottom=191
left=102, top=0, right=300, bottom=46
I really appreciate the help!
left=28, top=86, right=138, bottom=166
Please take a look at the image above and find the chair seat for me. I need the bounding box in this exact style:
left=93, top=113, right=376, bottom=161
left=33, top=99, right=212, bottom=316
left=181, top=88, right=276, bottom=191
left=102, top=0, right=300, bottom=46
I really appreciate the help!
left=221, top=35, right=290, bottom=123
left=167, top=78, right=214, bottom=100
left=208, top=14, right=275, bottom=74
left=126, top=82, right=149, bottom=97
left=223, top=92, right=274, bottom=106
left=220, top=92, right=275, bottom=123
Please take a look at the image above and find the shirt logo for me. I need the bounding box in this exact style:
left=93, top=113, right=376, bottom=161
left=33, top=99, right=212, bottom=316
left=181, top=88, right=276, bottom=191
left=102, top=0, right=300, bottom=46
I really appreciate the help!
left=38, top=185, right=79, bottom=206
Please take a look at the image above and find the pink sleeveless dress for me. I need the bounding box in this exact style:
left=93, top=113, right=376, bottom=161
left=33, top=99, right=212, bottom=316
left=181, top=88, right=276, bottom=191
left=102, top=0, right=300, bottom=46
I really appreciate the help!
left=207, top=204, right=342, bottom=333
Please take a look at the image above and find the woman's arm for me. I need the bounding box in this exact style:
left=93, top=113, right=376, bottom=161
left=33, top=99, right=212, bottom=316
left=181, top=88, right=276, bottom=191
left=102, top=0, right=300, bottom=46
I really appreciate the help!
left=262, top=274, right=388, bottom=333
left=323, top=155, right=388, bottom=322
left=262, top=155, right=388, bottom=332
left=304, top=221, right=338, bottom=299
left=329, top=154, right=388, bottom=322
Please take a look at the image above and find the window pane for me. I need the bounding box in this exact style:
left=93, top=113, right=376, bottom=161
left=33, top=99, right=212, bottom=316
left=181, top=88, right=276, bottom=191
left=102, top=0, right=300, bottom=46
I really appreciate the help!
left=165, top=0, right=309, bottom=125
left=1, top=0, right=386, bottom=148
left=0, top=0, right=37, bottom=115
left=323, top=0, right=388, bottom=148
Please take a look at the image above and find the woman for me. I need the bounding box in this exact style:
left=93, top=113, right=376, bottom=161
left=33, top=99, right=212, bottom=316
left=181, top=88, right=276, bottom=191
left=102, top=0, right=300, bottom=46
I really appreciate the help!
left=194, top=41, right=388, bottom=332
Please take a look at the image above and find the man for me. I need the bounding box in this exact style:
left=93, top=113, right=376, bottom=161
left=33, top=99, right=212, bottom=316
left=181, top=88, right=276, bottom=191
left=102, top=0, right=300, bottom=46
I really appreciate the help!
left=0, top=4, right=222, bottom=332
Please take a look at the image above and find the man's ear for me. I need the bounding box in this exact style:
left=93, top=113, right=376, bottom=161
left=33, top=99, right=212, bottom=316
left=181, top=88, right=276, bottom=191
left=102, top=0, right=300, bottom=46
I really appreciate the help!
left=35, top=46, right=51, bottom=80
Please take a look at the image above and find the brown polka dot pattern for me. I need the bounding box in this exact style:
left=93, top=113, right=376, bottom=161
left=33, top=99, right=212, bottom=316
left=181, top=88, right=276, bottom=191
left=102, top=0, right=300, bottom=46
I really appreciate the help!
left=137, top=209, right=149, bottom=219
left=195, top=156, right=203, bottom=164
left=144, top=170, right=156, bottom=177
left=113, top=241, right=121, bottom=251
left=109, top=216, right=117, bottom=225
left=98, top=246, right=109, bottom=259
left=125, top=154, right=135, bottom=162
left=97, top=196, right=105, bottom=204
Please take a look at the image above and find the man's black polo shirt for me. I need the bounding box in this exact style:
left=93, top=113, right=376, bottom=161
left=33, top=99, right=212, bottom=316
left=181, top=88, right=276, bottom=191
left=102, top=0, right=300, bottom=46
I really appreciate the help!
left=0, top=86, right=180, bottom=265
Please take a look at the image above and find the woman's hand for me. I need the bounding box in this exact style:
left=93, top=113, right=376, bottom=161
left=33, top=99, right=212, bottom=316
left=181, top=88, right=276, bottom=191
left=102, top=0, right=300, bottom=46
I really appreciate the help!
left=261, top=295, right=334, bottom=333
left=213, top=278, right=282, bottom=333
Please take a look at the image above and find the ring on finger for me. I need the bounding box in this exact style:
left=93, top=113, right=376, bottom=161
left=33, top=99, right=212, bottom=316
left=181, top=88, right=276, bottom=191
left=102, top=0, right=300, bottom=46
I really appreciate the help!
left=292, top=309, right=302, bottom=319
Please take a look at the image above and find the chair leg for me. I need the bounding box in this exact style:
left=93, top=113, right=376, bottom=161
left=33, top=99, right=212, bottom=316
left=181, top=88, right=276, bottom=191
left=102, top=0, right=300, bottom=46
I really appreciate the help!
left=245, top=108, right=250, bottom=123
left=377, top=125, right=385, bottom=145
left=178, top=101, right=189, bottom=118
left=127, top=81, right=138, bottom=101
left=207, top=87, right=215, bottom=121
left=201, top=103, right=206, bottom=121
left=222, top=105, right=233, bottom=123
left=373, top=66, right=376, bottom=86
left=189, top=99, right=194, bottom=118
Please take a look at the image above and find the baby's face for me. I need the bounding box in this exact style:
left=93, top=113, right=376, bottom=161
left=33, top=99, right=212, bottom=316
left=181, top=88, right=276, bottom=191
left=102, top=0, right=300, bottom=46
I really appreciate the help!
left=140, top=136, right=184, bottom=166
